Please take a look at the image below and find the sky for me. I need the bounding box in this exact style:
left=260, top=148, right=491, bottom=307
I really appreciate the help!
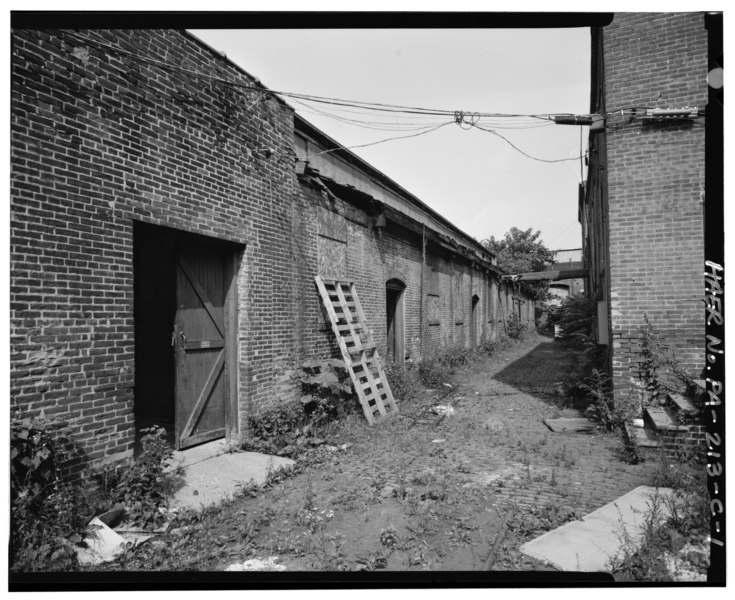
left=191, top=27, right=591, bottom=252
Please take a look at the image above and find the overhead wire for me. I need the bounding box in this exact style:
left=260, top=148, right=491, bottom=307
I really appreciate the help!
left=470, top=123, right=583, bottom=163
left=301, top=121, right=455, bottom=161
left=55, top=30, right=568, bottom=124
left=56, top=30, right=589, bottom=164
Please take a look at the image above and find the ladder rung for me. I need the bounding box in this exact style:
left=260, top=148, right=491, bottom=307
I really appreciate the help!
left=315, top=275, right=397, bottom=425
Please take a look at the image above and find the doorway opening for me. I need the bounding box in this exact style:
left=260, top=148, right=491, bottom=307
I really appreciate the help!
left=386, top=279, right=406, bottom=364
left=470, top=294, right=480, bottom=347
left=133, top=222, right=240, bottom=451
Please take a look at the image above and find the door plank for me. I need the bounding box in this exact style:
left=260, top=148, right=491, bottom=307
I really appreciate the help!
left=177, top=253, right=226, bottom=338
left=180, top=349, right=226, bottom=442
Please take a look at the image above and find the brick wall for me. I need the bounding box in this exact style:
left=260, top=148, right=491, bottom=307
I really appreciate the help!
left=10, top=29, right=302, bottom=475
left=602, top=13, right=707, bottom=401
left=300, top=181, right=533, bottom=364
left=11, top=28, right=535, bottom=478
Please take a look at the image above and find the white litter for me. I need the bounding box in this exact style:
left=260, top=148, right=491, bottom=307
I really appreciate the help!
left=75, top=517, right=126, bottom=565
left=226, top=556, right=287, bottom=571
left=430, top=405, right=455, bottom=417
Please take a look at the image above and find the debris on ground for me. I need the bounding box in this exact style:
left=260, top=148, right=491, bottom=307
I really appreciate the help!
left=75, top=517, right=126, bottom=566
left=543, top=417, right=594, bottom=433
left=430, top=405, right=455, bottom=417
left=225, top=556, right=287, bottom=571
left=380, top=485, right=397, bottom=498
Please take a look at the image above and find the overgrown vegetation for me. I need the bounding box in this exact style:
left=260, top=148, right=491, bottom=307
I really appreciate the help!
left=104, top=426, right=176, bottom=529
left=546, top=296, right=596, bottom=347
left=552, top=296, right=642, bottom=461
left=10, top=417, right=91, bottom=571
left=10, top=421, right=178, bottom=572
left=611, top=444, right=709, bottom=581
left=637, top=316, right=700, bottom=404
left=505, top=313, right=526, bottom=340
left=482, top=226, right=556, bottom=301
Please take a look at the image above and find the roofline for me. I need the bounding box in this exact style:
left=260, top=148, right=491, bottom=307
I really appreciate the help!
left=294, top=114, right=491, bottom=258
left=183, top=30, right=495, bottom=263
left=182, top=29, right=293, bottom=111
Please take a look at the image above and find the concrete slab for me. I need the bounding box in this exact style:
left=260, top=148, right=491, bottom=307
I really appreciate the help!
left=645, top=407, right=688, bottom=431
left=667, top=393, right=698, bottom=416
left=544, top=417, right=594, bottom=433
left=521, top=485, right=674, bottom=572
left=627, top=424, right=661, bottom=448
left=171, top=450, right=295, bottom=510
left=167, top=439, right=229, bottom=471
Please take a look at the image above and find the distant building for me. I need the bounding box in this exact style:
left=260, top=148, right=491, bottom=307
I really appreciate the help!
left=547, top=249, right=585, bottom=305
left=581, top=13, right=707, bottom=406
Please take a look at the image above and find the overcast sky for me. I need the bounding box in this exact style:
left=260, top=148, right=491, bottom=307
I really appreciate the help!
left=191, top=27, right=591, bottom=251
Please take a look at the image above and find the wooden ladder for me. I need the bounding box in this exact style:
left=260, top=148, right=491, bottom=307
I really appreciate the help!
left=314, top=276, right=399, bottom=425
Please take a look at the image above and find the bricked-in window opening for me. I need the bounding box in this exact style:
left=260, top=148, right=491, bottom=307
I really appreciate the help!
left=386, top=279, right=406, bottom=365
left=133, top=222, right=241, bottom=451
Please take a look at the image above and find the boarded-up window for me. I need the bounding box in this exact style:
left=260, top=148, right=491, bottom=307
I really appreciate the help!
left=454, top=270, right=465, bottom=324
left=317, top=236, right=346, bottom=279
left=425, top=253, right=440, bottom=295
left=427, top=293, right=441, bottom=325
left=317, top=206, right=347, bottom=280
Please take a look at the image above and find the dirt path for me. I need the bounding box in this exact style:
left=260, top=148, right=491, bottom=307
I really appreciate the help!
left=177, top=332, right=658, bottom=572
left=105, top=332, right=661, bottom=573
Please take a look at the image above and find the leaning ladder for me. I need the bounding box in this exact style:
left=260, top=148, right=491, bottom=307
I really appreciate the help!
left=314, top=276, right=399, bottom=425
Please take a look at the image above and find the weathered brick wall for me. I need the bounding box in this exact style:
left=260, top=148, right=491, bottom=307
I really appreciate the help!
left=300, top=182, right=533, bottom=366
left=10, top=29, right=303, bottom=474
left=603, top=13, right=707, bottom=401
left=11, top=28, right=536, bottom=478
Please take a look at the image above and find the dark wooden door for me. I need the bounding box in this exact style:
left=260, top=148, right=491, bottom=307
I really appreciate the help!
left=470, top=295, right=480, bottom=347
left=174, top=243, right=229, bottom=449
left=386, top=288, right=397, bottom=361
left=386, top=280, right=405, bottom=364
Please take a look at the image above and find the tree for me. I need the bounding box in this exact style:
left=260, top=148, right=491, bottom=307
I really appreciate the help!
left=482, top=227, right=556, bottom=301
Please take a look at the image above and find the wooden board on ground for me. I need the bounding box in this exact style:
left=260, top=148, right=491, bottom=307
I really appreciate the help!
left=543, top=417, right=594, bottom=433
left=314, top=276, right=399, bottom=425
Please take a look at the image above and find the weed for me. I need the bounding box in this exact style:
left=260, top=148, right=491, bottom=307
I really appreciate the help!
left=380, top=526, right=399, bottom=549
left=10, top=417, right=90, bottom=572
left=610, top=491, right=671, bottom=581
left=355, top=547, right=391, bottom=571
left=309, top=531, right=348, bottom=570
left=385, top=361, right=422, bottom=403
left=246, top=398, right=305, bottom=445
left=505, top=314, right=526, bottom=340
left=106, top=426, right=176, bottom=529
left=507, top=503, right=579, bottom=540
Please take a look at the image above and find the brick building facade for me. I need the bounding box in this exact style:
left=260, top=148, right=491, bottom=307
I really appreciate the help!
left=581, top=13, right=707, bottom=407
left=10, top=29, right=533, bottom=476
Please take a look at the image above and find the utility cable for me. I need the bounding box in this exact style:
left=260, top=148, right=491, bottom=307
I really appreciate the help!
left=471, top=123, right=582, bottom=163
left=301, top=122, right=454, bottom=161
left=55, top=30, right=578, bottom=125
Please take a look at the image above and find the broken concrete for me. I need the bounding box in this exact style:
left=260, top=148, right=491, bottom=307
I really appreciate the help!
left=225, top=556, right=287, bottom=571
left=171, top=444, right=296, bottom=510
left=627, top=424, right=661, bottom=448
left=520, top=485, right=674, bottom=571
left=645, top=406, right=688, bottom=432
